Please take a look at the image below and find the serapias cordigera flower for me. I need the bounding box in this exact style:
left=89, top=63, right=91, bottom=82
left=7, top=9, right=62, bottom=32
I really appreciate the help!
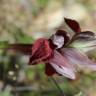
left=7, top=18, right=96, bottom=80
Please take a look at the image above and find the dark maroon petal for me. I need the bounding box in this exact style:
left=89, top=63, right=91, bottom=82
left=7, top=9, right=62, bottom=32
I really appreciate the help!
left=48, top=39, right=57, bottom=49
left=61, top=48, right=96, bottom=72
left=56, top=30, right=70, bottom=44
left=64, top=18, right=81, bottom=33
left=45, top=63, right=57, bottom=76
left=72, top=31, right=95, bottom=41
left=69, top=31, right=96, bottom=52
left=49, top=50, right=75, bottom=79
left=29, top=38, right=53, bottom=65
left=8, top=44, right=32, bottom=55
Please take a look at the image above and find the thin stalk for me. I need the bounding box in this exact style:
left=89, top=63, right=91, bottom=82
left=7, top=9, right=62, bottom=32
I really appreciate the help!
left=51, top=77, right=66, bottom=96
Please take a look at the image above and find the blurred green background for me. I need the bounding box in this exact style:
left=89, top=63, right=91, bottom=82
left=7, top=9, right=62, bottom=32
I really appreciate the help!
left=0, top=0, right=96, bottom=96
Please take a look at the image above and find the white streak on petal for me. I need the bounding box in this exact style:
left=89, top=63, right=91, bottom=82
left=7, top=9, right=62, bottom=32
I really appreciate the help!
left=51, top=64, right=76, bottom=79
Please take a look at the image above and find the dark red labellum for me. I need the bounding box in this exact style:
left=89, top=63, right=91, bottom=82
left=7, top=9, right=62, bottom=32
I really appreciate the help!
left=29, top=38, right=53, bottom=65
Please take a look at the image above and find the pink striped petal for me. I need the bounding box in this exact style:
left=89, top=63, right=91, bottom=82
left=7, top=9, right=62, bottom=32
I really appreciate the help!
left=49, top=50, right=75, bottom=79
left=61, top=48, right=96, bottom=72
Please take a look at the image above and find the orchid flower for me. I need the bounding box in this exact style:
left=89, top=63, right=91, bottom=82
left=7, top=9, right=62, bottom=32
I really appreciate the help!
left=6, top=18, right=96, bottom=80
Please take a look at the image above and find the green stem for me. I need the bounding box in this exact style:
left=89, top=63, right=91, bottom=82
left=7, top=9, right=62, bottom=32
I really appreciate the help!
left=51, top=77, right=66, bottom=96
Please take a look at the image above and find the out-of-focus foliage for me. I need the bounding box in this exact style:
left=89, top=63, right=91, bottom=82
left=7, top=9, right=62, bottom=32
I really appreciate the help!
left=0, top=0, right=96, bottom=96
left=0, top=90, right=12, bottom=96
